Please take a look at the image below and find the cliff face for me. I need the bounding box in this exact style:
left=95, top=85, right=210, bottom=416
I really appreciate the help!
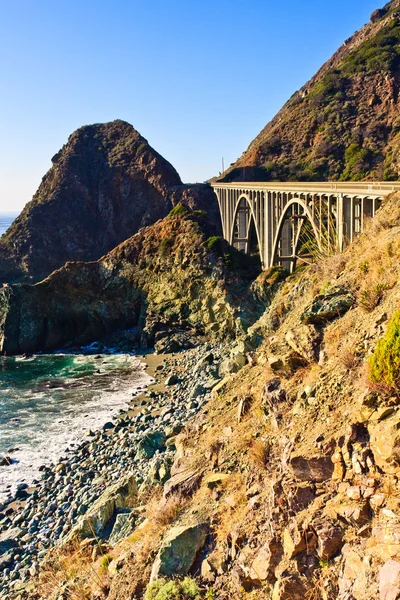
left=0, top=208, right=266, bottom=354
left=223, top=0, right=400, bottom=183
left=0, top=120, right=221, bottom=284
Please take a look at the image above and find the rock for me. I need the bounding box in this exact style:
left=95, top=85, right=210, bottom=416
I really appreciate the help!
left=189, top=383, right=207, bottom=399
left=201, top=558, right=215, bottom=582
left=379, top=560, right=400, bottom=600
left=283, top=520, right=316, bottom=558
left=314, top=520, right=344, bottom=560
left=371, top=8, right=388, bottom=23
left=136, top=431, right=166, bottom=459
left=369, top=413, right=400, bottom=473
left=237, top=396, right=253, bottom=422
left=194, top=353, right=214, bottom=374
left=0, top=120, right=186, bottom=284
left=285, top=324, right=321, bottom=362
left=246, top=539, right=283, bottom=584
left=154, top=333, right=198, bottom=354
left=150, top=522, right=209, bottom=580
left=0, top=527, right=23, bottom=554
left=63, top=473, right=137, bottom=541
left=109, top=512, right=133, bottom=546
left=165, top=374, right=179, bottom=386
left=163, top=467, right=204, bottom=498
left=272, top=573, right=311, bottom=600
left=286, top=484, right=315, bottom=513
left=0, top=550, right=15, bottom=568
left=335, top=500, right=370, bottom=526
left=204, top=473, right=230, bottom=490
left=301, top=286, right=354, bottom=325
left=290, top=454, right=334, bottom=482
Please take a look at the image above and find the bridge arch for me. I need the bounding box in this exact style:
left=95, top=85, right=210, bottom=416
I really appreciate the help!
left=271, top=198, right=322, bottom=273
left=229, top=194, right=263, bottom=264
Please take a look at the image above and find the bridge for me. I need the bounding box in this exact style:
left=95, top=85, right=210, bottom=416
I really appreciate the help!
left=211, top=181, right=400, bottom=271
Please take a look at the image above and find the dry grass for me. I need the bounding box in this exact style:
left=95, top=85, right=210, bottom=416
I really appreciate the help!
left=340, top=344, right=358, bottom=370
left=248, top=438, right=270, bottom=469
left=147, top=491, right=189, bottom=529
left=37, top=541, right=110, bottom=600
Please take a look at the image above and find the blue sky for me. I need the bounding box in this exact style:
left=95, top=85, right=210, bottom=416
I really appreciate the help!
left=0, top=0, right=381, bottom=211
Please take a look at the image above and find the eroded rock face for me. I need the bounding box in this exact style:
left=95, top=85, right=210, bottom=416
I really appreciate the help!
left=0, top=213, right=263, bottom=354
left=369, top=412, right=400, bottom=473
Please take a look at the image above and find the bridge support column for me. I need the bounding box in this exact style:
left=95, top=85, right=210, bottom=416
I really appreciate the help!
left=337, top=194, right=344, bottom=251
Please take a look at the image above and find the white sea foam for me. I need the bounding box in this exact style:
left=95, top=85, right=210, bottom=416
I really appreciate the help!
left=0, top=354, right=153, bottom=502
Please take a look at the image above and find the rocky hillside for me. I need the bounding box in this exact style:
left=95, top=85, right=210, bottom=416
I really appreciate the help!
left=222, top=0, right=400, bottom=183
left=18, top=191, right=400, bottom=600
left=0, top=120, right=221, bottom=284
left=0, top=206, right=270, bottom=355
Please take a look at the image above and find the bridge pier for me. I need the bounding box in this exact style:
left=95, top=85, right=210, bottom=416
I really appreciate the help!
left=211, top=181, right=397, bottom=271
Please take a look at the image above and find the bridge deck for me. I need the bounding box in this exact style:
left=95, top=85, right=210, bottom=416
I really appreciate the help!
left=211, top=180, right=400, bottom=271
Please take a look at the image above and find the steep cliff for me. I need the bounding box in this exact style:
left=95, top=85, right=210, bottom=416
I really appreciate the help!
left=0, top=120, right=220, bottom=284
left=223, top=0, right=400, bottom=183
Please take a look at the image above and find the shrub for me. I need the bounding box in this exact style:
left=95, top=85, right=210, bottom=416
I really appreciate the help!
left=100, top=553, right=112, bottom=573
left=169, top=203, right=190, bottom=218
left=368, top=311, right=400, bottom=395
left=144, top=577, right=201, bottom=600
left=159, top=237, right=174, bottom=257
left=359, top=282, right=387, bottom=312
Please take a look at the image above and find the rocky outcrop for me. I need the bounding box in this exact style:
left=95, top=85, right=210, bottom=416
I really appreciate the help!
left=0, top=210, right=266, bottom=354
left=0, top=120, right=221, bottom=284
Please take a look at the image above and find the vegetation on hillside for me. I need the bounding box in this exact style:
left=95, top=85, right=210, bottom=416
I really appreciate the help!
left=224, top=4, right=400, bottom=183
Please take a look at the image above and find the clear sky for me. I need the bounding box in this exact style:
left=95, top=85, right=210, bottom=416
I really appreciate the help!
left=0, top=0, right=382, bottom=212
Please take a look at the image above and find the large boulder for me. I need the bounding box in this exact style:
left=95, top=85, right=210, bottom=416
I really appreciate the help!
left=369, top=412, right=400, bottom=473
left=301, top=286, right=354, bottom=325
left=150, top=522, right=209, bottom=581
left=63, top=473, right=137, bottom=542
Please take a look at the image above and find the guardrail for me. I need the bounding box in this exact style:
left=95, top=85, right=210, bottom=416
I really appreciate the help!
left=211, top=181, right=400, bottom=195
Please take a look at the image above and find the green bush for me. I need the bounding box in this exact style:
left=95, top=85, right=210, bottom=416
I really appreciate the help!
left=144, top=577, right=201, bottom=600
left=169, top=204, right=190, bottom=218
left=160, top=237, right=174, bottom=256
left=368, top=311, right=400, bottom=395
left=342, top=19, right=400, bottom=75
left=100, top=554, right=112, bottom=572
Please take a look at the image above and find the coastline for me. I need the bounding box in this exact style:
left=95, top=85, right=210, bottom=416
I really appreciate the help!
left=0, top=342, right=223, bottom=599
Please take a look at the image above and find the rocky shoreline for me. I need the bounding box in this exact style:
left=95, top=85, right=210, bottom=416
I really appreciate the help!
left=0, top=342, right=226, bottom=599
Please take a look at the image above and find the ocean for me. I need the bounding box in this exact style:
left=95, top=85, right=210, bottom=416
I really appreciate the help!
left=0, top=212, right=152, bottom=502
left=0, top=351, right=152, bottom=502
left=0, top=212, right=17, bottom=236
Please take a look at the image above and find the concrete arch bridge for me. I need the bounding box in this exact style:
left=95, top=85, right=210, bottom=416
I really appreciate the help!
left=211, top=182, right=400, bottom=272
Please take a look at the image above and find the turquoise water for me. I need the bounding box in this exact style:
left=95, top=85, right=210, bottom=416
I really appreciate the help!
left=0, top=213, right=17, bottom=236
left=0, top=352, right=152, bottom=501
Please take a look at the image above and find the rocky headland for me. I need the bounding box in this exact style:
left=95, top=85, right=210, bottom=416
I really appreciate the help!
left=0, top=120, right=221, bottom=284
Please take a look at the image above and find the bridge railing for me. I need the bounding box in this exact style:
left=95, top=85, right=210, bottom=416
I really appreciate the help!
left=212, top=181, right=400, bottom=195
